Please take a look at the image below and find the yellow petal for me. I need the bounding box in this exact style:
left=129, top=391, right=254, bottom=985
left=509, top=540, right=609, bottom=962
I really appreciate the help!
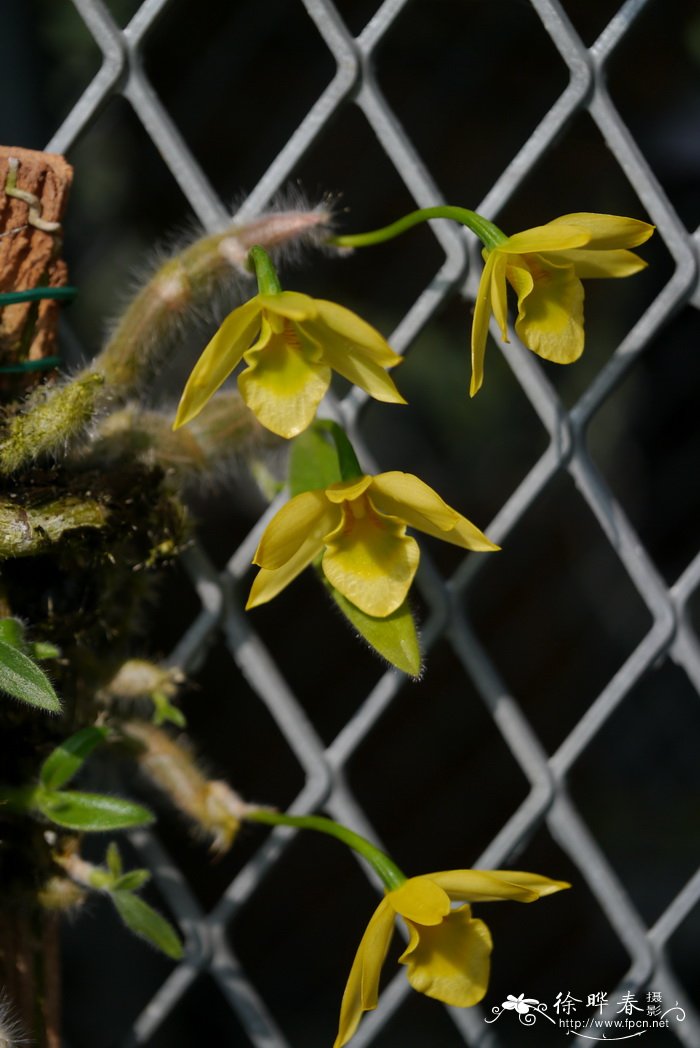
left=547, top=212, right=654, bottom=250
left=238, top=324, right=330, bottom=438
left=470, top=250, right=499, bottom=397
left=257, top=290, right=318, bottom=320
left=548, top=247, right=648, bottom=279
left=489, top=252, right=509, bottom=341
left=252, top=490, right=337, bottom=569
left=325, top=476, right=374, bottom=504
left=314, top=327, right=406, bottom=404
left=246, top=530, right=328, bottom=609
left=398, top=907, right=492, bottom=1007
left=369, top=472, right=499, bottom=552
left=246, top=492, right=339, bottom=609
left=387, top=877, right=451, bottom=925
left=508, top=256, right=585, bottom=364
left=314, top=300, right=401, bottom=367
left=369, top=472, right=459, bottom=530
left=442, top=869, right=571, bottom=900
left=333, top=899, right=395, bottom=1048
left=429, top=869, right=546, bottom=903
left=173, top=297, right=262, bottom=429
left=322, top=502, right=420, bottom=617
left=501, top=224, right=590, bottom=255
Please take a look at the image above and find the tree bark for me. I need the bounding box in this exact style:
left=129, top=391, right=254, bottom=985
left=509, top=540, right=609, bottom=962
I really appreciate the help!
left=0, top=145, right=72, bottom=390
left=0, top=909, right=60, bottom=1047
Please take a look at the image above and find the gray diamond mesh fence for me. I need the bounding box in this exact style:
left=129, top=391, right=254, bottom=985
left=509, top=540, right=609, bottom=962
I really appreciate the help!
left=6, top=0, right=700, bottom=1045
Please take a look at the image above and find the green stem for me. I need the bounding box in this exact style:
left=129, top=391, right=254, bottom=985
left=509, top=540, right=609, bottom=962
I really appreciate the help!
left=246, top=809, right=406, bottom=890
left=0, top=784, right=39, bottom=812
left=247, top=245, right=283, bottom=295
left=330, top=206, right=507, bottom=251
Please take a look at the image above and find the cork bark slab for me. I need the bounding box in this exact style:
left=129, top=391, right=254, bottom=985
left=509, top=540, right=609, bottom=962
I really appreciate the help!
left=0, top=146, right=73, bottom=368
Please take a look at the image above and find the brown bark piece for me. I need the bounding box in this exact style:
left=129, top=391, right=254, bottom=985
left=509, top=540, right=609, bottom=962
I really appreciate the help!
left=0, top=146, right=73, bottom=374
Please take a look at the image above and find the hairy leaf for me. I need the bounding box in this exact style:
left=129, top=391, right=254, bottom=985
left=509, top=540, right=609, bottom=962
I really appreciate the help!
left=326, top=582, right=422, bottom=677
left=0, top=636, right=61, bottom=712
left=111, top=890, right=183, bottom=959
left=39, top=726, right=109, bottom=790
left=288, top=423, right=341, bottom=496
left=37, top=790, right=154, bottom=831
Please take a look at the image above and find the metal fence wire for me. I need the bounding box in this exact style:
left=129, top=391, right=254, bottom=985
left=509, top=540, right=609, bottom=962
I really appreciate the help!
left=19, top=0, right=700, bottom=1045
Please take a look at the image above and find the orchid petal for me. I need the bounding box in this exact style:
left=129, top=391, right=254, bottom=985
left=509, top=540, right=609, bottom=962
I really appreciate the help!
left=547, top=212, right=654, bottom=249
left=324, top=476, right=373, bottom=503
left=322, top=504, right=420, bottom=617
left=257, top=290, right=318, bottom=320
left=470, top=249, right=498, bottom=397
left=239, top=325, right=331, bottom=438
left=315, top=327, right=406, bottom=404
left=501, top=224, right=590, bottom=254
left=388, top=877, right=451, bottom=925
left=369, top=472, right=459, bottom=530
left=333, top=899, right=395, bottom=1048
left=369, top=473, right=498, bottom=552
left=508, top=256, right=584, bottom=364
left=454, top=870, right=571, bottom=899
left=548, top=247, right=648, bottom=279
left=252, top=491, right=337, bottom=569
left=429, top=867, right=570, bottom=901
left=173, top=298, right=262, bottom=428
left=246, top=529, right=329, bottom=609
left=399, top=907, right=492, bottom=1007
left=429, top=869, right=543, bottom=903
left=314, top=300, right=401, bottom=366
left=489, top=252, right=509, bottom=341
left=246, top=492, right=338, bottom=609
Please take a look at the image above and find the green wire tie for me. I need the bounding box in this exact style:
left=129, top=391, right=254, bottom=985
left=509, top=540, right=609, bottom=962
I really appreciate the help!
left=0, top=356, right=62, bottom=375
left=0, top=286, right=77, bottom=306
left=0, top=286, right=76, bottom=374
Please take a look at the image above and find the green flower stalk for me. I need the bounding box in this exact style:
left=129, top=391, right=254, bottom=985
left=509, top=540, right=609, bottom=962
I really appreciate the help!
left=331, top=206, right=507, bottom=251
left=330, top=207, right=653, bottom=395
left=244, top=807, right=569, bottom=1048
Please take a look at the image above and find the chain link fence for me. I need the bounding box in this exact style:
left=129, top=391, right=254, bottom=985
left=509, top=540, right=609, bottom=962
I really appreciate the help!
left=11, top=0, right=700, bottom=1044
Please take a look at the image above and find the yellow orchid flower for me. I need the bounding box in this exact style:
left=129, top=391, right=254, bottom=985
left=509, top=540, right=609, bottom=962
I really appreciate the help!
left=334, top=869, right=570, bottom=1048
left=246, top=471, right=498, bottom=617
left=173, top=291, right=405, bottom=439
left=470, top=211, right=654, bottom=395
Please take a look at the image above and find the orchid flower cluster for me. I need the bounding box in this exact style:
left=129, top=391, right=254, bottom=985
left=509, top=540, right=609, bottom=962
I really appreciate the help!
left=170, top=205, right=653, bottom=1043
left=1, top=161, right=655, bottom=1048
left=175, top=210, right=652, bottom=633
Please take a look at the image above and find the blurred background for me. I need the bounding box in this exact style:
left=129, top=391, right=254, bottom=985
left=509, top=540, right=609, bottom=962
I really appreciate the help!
left=1, top=0, right=699, bottom=1045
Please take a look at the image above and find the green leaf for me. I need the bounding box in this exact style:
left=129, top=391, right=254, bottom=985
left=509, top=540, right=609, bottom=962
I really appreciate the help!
left=288, top=424, right=341, bottom=496
left=106, top=841, right=123, bottom=878
left=36, top=790, right=154, bottom=831
left=326, top=582, right=422, bottom=678
left=152, top=690, right=186, bottom=728
left=111, top=890, right=183, bottom=959
left=39, top=726, right=109, bottom=789
left=0, top=636, right=61, bottom=712
left=0, top=617, right=27, bottom=650
left=113, top=870, right=150, bottom=893
left=30, top=640, right=61, bottom=661
left=322, top=421, right=363, bottom=481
